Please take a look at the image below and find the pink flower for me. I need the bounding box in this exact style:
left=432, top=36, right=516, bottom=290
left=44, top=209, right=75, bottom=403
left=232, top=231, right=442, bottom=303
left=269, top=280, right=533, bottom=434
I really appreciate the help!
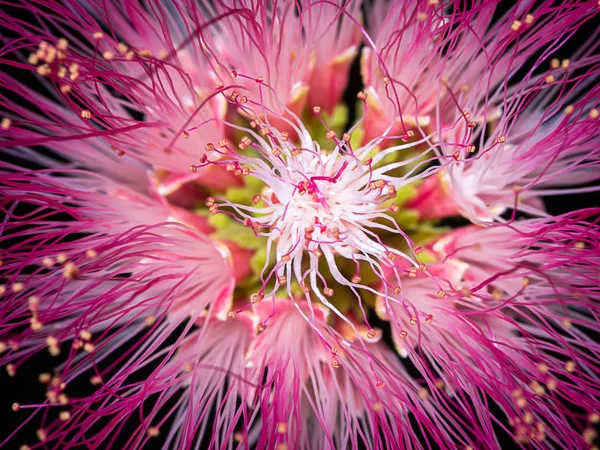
left=1, top=1, right=599, bottom=449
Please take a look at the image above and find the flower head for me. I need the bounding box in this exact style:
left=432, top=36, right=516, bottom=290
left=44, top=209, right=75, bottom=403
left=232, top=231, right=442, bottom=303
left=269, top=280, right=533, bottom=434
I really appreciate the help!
left=1, top=1, right=600, bottom=449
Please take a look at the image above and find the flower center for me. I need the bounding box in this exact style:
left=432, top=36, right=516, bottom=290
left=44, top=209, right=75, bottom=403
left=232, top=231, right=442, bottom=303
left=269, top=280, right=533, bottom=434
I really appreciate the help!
left=192, top=97, right=431, bottom=311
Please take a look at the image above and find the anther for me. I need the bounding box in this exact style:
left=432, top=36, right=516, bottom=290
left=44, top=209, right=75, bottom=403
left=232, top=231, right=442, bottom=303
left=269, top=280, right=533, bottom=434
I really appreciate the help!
left=323, top=287, right=334, bottom=297
left=565, top=360, right=575, bottom=373
left=144, top=315, right=156, bottom=326
left=63, top=262, right=79, bottom=279
left=37, top=428, right=47, bottom=441
left=511, top=20, right=522, bottom=31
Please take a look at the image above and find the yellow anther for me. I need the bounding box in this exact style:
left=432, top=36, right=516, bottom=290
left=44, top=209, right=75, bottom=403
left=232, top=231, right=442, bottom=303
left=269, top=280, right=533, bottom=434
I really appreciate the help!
left=565, top=360, right=575, bottom=373
left=36, top=428, right=47, bottom=441
left=511, top=20, right=522, bottom=31
left=30, top=318, right=43, bottom=331
left=63, top=262, right=79, bottom=279
left=39, top=373, right=51, bottom=383
left=147, top=427, right=160, bottom=437
left=1, top=118, right=12, bottom=130
left=6, top=364, right=16, bottom=376
left=81, top=110, right=91, bottom=119
left=92, top=32, right=104, bottom=40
